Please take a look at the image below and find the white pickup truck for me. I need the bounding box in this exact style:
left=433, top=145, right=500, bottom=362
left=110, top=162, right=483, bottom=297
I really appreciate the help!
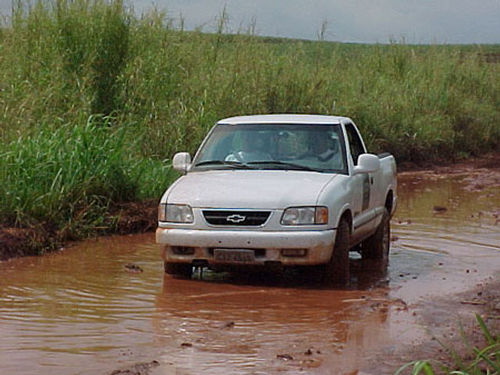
left=156, top=114, right=397, bottom=284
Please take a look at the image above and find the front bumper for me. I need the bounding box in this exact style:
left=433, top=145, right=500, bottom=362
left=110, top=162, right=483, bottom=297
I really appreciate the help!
left=156, top=228, right=336, bottom=266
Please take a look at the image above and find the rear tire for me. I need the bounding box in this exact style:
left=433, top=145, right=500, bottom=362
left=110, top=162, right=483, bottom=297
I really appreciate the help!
left=362, top=208, right=390, bottom=264
left=324, top=218, right=350, bottom=285
left=164, top=262, right=192, bottom=278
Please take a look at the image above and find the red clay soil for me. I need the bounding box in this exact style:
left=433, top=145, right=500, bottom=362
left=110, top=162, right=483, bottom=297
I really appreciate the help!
left=0, top=199, right=157, bottom=261
left=398, top=151, right=500, bottom=173
left=366, top=277, right=500, bottom=374
left=108, top=199, right=157, bottom=235
left=0, top=225, right=58, bottom=260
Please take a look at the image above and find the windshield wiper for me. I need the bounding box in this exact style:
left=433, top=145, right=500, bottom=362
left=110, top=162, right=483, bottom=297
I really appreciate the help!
left=246, top=161, right=324, bottom=172
left=194, top=160, right=254, bottom=169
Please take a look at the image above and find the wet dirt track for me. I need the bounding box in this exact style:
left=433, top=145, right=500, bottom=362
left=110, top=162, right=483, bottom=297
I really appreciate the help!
left=1, top=170, right=500, bottom=375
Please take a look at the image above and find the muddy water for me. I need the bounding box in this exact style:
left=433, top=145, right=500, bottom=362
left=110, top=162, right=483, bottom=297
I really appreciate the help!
left=1, top=173, right=500, bottom=375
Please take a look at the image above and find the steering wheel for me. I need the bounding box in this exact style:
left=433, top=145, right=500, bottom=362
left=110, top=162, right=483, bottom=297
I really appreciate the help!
left=225, top=151, right=245, bottom=163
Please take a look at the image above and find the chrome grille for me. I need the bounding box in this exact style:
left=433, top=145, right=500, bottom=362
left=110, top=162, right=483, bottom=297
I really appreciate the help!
left=202, top=210, right=271, bottom=226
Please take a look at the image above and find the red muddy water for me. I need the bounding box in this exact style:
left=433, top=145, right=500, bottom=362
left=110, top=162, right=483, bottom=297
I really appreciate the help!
left=1, top=171, right=499, bottom=375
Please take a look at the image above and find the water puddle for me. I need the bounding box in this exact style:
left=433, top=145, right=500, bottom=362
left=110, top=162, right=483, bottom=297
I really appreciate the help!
left=1, top=172, right=499, bottom=374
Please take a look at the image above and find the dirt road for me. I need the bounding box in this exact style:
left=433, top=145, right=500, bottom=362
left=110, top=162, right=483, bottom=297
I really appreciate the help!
left=0, top=162, right=499, bottom=375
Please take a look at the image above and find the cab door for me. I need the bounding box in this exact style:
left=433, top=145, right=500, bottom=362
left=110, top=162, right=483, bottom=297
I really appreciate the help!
left=344, top=122, right=376, bottom=244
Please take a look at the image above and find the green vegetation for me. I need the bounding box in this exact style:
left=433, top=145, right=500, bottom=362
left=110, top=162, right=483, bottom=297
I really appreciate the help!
left=0, top=0, right=499, bottom=244
left=0, top=117, right=172, bottom=235
left=396, top=314, right=500, bottom=375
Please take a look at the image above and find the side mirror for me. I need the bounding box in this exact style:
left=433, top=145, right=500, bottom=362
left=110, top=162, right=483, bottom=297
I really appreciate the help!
left=353, top=153, right=380, bottom=175
left=172, top=152, right=191, bottom=173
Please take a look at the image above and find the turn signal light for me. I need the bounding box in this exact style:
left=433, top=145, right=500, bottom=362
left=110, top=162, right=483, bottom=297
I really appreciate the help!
left=315, top=207, right=329, bottom=225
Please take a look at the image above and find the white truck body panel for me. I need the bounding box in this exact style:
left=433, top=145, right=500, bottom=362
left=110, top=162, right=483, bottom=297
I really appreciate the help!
left=156, top=114, right=397, bottom=269
left=163, top=170, right=339, bottom=211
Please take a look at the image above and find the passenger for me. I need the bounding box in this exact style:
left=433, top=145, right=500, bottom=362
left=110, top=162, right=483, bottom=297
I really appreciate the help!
left=225, top=132, right=272, bottom=162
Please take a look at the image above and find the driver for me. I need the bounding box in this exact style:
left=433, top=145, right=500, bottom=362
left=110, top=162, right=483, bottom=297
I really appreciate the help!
left=301, top=132, right=339, bottom=162
left=225, top=132, right=272, bottom=162
left=316, top=134, right=339, bottom=161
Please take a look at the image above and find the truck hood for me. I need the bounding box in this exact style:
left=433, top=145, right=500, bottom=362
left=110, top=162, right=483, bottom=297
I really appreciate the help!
left=164, top=170, right=338, bottom=209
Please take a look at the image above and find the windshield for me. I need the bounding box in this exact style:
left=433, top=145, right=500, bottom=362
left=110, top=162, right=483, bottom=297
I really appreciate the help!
left=192, top=123, right=347, bottom=173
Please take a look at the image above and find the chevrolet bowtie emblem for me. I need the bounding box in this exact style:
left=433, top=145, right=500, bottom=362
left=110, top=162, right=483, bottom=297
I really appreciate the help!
left=226, top=214, right=246, bottom=223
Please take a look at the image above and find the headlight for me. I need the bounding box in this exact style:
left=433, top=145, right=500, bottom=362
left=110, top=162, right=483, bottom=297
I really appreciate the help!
left=158, top=203, right=194, bottom=223
left=281, top=206, right=328, bottom=225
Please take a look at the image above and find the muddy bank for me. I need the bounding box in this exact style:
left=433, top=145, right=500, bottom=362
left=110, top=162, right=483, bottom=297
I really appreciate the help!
left=0, top=200, right=157, bottom=261
left=365, top=276, right=500, bottom=374
left=0, top=224, right=59, bottom=260
left=398, top=151, right=500, bottom=173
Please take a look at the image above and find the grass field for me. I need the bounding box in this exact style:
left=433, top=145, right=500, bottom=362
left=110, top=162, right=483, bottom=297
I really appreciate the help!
left=1, top=0, right=499, bottom=241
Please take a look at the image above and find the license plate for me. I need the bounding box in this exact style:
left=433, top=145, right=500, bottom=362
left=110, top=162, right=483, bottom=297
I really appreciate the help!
left=213, top=249, right=255, bottom=263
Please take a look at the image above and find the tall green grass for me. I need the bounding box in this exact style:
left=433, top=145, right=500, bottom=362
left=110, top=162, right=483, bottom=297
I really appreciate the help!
left=0, top=115, right=173, bottom=237
left=2, top=0, right=499, bottom=158
left=0, top=0, right=499, bottom=240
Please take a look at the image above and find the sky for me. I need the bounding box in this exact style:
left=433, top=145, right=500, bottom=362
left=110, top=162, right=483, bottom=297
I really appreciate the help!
left=1, top=0, right=499, bottom=44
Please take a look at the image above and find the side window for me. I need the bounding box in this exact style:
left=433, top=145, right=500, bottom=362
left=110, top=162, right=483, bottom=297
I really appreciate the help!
left=344, top=123, right=365, bottom=165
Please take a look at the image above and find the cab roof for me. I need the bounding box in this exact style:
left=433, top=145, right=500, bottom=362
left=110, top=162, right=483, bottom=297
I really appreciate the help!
left=217, top=114, right=349, bottom=125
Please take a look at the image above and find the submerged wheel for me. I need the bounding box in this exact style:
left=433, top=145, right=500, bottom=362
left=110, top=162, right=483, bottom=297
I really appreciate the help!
left=164, top=262, right=192, bottom=278
left=324, top=218, right=350, bottom=285
left=362, top=208, right=390, bottom=264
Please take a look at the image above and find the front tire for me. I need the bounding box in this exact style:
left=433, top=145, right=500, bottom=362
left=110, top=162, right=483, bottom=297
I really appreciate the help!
left=324, top=218, right=350, bottom=285
left=362, top=208, right=390, bottom=264
left=164, top=262, right=192, bottom=278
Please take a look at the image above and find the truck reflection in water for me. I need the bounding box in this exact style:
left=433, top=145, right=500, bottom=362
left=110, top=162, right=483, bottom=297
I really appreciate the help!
left=153, top=264, right=394, bottom=375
